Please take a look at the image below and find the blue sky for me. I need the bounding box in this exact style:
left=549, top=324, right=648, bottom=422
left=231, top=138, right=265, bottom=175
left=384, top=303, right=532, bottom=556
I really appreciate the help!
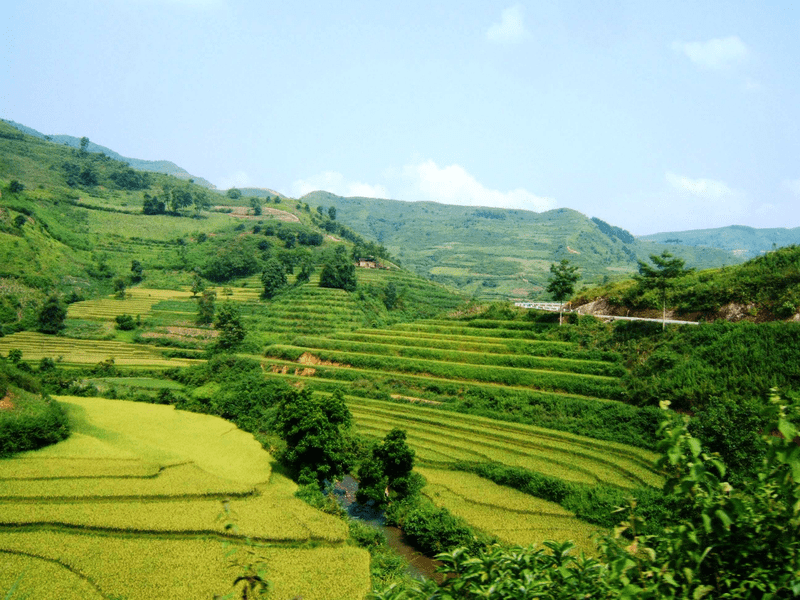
left=3, top=0, right=799, bottom=234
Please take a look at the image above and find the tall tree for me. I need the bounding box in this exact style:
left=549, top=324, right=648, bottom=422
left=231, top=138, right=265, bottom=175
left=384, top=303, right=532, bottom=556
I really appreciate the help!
left=37, top=295, right=67, bottom=334
left=546, top=259, right=580, bottom=325
left=196, top=289, right=216, bottom=325
left=637, top=251, right=693, bottom=329
left=261, top=258, right=287, bottom=299
left=214, top=301, right=245, bottom=350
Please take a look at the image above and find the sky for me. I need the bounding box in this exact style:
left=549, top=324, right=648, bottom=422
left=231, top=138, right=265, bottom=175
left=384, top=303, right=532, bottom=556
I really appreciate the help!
left=3, top=1, right=799, bottom=235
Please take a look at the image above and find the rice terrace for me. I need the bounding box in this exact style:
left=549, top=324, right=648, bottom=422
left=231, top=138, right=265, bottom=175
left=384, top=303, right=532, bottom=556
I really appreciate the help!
left=1, top=116, right=800, bottom=598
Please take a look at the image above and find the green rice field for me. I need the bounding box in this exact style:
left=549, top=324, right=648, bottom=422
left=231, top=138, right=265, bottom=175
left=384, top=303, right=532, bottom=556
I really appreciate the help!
left=0, top=397, right=370, bottom=599
left=344, top=395, right=662, bottom=489
left=417, top=468, right=600, bottom=554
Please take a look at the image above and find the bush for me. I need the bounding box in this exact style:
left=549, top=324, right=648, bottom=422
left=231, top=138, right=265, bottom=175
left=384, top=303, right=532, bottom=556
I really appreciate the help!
left=0, top=394, right=70, bottom=457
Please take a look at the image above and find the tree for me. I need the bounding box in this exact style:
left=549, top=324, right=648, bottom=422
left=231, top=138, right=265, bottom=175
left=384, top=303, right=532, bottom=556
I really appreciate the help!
left=142, top=194, right=165, bottom=215
left=113, top=277, right=127, bottom=299
left=37, top=295, right=67, bottom=334
left=273, top=388, right=353, bottom=485
left=319, top=246, right=357, bottom=292
left=261, top=258, right=286, bottom=300
left=546, top=259, right=580, bottom=325
left=79, top=136, right=89, bottom=153
left=191, top=272, right=206, bottom=297
left=215, top=301, right=245, bottom=350
left=356, top=428, right=416, bottom=506
left=328, top=206, right=337, bottom=220
left=9, top=180, right=24, bottom=194
left=637, top=251, right=694, bottom=329
left=249, top=197, right=262, bottom=216
left=226, top=188, right=242, bottom=200
left=196, top=289, right=216, bottom=325
left=130, top=260, right=144, bottom=283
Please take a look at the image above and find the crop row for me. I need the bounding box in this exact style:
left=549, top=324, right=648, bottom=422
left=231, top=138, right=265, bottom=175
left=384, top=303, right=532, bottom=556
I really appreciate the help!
left=356, top=416, right=630, bottom=488
left=346, top=397, right=660, bottom=488
left=264, top=345, right=623, bottom=400
left=347, top=395, right=659, bottom=468
left=0, top=531, right=370, bottom=600
left=419, top=469, right=599, bottom=554
left=286, top=336, right=625, bottom=377
left=0, top=479, right=347, bottom=543
left=0, top=332, right=197, bottom=367
left=389, top=322, right=552, bottom=340
left=0, top=458, right=161, bottom=480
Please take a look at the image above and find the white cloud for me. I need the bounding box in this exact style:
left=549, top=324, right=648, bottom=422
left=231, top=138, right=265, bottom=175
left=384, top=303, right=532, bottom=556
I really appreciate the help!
left=671, top=36, right=749, bottom=70
left=400, top=160, right=556, bottom=212
left=218, top=170, right=252, bottom=190
left=292, top=171, right=389, bottom=199
left=666, top=172, right=734, bottom=200
left=783, top=178, right=800, bottom=196
left=292, top=160, right=555, bottom=213
left=487, top=4, right=528, bottom=44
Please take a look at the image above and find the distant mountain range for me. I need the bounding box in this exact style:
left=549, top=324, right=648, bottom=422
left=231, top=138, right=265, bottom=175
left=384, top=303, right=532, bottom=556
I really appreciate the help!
left=2, top=119, right=216, bottom=189
left=301, top=191, right=741, bottom=299
left=640, top=225, right=800, bottom=259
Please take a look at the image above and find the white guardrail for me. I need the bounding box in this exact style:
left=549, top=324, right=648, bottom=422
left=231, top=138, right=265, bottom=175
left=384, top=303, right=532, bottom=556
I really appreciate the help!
left=514, top=302, right=699, bottom=325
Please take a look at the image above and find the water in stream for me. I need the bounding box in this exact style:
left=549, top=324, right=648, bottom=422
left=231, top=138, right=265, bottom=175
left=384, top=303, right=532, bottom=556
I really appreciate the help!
left=332, top=476, right=441, bottom=581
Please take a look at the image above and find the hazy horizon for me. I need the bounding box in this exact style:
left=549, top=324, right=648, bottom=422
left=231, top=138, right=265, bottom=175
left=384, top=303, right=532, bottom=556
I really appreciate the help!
left=4, top=1, right=799, bottom=235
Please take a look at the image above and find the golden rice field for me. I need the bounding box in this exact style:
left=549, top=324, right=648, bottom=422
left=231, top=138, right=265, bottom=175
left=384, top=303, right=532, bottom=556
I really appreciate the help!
left=417, top=468, right=600, bottom=555
left=345, top=396, right=662, bottom=489
left=0, top=397, right=370, bottom=599
left=0, top=331, right=198, bottom=367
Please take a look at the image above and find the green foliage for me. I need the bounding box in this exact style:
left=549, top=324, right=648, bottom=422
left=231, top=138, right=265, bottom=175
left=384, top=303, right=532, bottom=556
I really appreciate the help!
left=0, top=366, right=69, bottom=457
left=214, top=302, right=245, bottom=350
left=273, top=387, right=354, bottom=485
left=197, top=289, right=216, bottom=325
left=130, top=260, right=144, bottom=283
left=546, top=259, right=580, bottom=302
left=385, top=497, right=480, bottom=556
left=260, top=258, right=286, bottom=300
left=320, top=246, right=357, bottom=292
left=114, top=314, right=136, bottom=331
left=203, top=237, right=260, bottom=283
left=36, top=295, right=66, bottom=335
left=357, top=428, right=417, bottom=507
left=376, top=395, right=800, bottom=599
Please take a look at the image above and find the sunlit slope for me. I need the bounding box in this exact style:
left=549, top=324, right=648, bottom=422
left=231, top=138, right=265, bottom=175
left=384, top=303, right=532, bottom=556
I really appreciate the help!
left=303, top=191, right=741, bottom=298
left=0, top=397, right=369, bottom=600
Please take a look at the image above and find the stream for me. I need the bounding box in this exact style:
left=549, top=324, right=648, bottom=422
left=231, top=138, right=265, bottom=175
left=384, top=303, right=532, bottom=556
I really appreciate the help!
left=332, top=476, right=441, bottom=582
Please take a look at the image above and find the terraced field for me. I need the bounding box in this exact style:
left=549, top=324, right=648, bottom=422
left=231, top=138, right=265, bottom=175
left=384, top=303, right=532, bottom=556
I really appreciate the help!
left=0, top=396, right=370, bottom=600
left=417, top=468, right=600, bottom=554
left=343, top=396, right=661, bottom=489
left=260, top=315, right=641, bottom=447
left=0, top=331, right=199, bottom=367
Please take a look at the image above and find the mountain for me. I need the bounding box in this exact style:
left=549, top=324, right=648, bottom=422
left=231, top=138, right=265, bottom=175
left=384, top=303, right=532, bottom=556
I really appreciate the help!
left=640, top=225, right=800, bottom=259
left=2, top=119, right=216, bottom=189
left=301, top=191, right=742, bottom=300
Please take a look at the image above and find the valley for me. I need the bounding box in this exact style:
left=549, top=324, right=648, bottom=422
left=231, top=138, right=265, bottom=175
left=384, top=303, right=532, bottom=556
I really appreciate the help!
left=1, top=119, right=799, bottom=598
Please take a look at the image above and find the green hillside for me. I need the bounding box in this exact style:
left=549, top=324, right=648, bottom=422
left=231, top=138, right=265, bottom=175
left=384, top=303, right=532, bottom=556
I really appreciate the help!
left=2, top=119, right=216, bottom=188
left=640, top=224, right=800, bottom=259
left=573, top=243, right=800, bottom=321
left=0, top=119, right=463, bottom=337
left=301, top=191, right=742, bottom=300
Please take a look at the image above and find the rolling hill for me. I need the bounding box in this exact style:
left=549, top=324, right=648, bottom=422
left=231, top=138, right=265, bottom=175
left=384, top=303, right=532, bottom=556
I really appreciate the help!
left=301, top=191, right=742, bottom=300
left=640, top=224, right=800, bottom=259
